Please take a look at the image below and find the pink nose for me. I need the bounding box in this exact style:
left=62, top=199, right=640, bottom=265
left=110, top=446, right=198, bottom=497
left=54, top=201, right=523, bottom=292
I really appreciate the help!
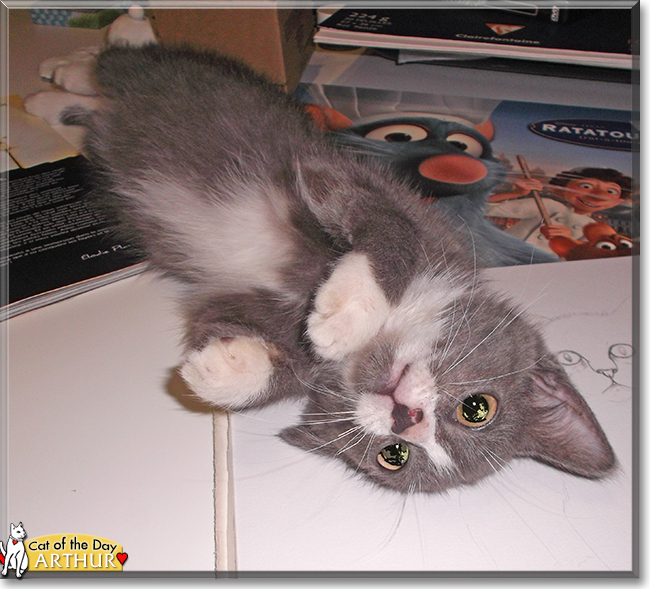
left=391, top=403, right=424, bottom=434
left=418, top=154, right=488, bottom=184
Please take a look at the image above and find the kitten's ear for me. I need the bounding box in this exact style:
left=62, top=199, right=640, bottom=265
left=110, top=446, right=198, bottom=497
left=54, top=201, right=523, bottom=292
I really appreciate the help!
left=519, top=357, right=616, bottom=478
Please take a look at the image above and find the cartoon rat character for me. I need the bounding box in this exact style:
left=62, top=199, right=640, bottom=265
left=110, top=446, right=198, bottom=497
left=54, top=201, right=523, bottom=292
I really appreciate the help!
left=549, top=222, right=636, bottom=260
left=309, top=105, right=557, bottom=267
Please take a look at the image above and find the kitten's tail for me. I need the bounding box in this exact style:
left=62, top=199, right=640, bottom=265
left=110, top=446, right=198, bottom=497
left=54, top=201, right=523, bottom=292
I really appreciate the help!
left=60, top=104, right=95, bottom=126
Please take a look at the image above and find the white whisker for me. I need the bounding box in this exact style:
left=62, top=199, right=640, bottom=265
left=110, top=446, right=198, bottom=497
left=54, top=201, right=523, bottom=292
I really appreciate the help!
left=336, top=430, right=368, bottom=455
left=305, top=425, right=364, bottom=454
left=354, top=433, right=377, bottom=474
left=442, top=290, right=548, bottom=376
left=300, top=417, right=355, bottom=426
left=290, top=366, right=355, bottom=402
left=436, top=385, right=466, bottom=406
left=481, top=449, right=501, bottom=474
left=302, top=410, right=356, bottom=416
left=445, top=352, right=550, bottom=386
left=484, top=447, right=509, bottom=469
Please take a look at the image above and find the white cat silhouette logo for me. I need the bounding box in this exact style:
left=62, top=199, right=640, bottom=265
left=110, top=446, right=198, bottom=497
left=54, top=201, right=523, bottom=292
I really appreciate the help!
left=0, top=522, right=29, bottom=578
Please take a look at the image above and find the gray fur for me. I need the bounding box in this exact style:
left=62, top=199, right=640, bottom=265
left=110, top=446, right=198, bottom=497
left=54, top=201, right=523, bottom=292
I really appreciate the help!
left=82, top=45, right=615, bottom=494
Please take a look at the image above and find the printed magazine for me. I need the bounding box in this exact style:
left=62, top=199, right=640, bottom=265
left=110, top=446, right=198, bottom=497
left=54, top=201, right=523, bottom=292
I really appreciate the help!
left=295, top=83, right=638, bottom=266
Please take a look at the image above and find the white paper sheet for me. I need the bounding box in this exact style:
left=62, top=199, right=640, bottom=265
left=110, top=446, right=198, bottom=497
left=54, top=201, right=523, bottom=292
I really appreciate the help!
left=229, top=257, right=635, bottom=573
left=6, top=273, right=216, bottom=572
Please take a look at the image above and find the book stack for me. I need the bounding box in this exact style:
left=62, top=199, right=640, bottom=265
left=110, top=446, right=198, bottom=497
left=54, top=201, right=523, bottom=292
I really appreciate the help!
left=315, top=7, right=635, bottom=70
left=2, top=98, right=145, bottom=320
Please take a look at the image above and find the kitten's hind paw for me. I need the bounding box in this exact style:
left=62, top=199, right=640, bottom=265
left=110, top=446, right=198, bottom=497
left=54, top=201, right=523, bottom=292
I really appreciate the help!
left=180, top=336, right=275, bottom=409
left=24, top=90, right=101, bottom=126
left=308, top=252, right=390, bottom=361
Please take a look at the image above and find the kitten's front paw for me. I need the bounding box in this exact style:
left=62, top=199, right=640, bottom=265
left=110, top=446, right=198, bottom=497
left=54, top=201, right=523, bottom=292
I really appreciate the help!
left=308, top=252, right=390, bottom=361
left=180, top=337, right=275, bottom=409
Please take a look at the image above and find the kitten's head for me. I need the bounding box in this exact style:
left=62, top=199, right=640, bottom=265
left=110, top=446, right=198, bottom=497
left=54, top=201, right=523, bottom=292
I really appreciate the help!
left=282, top=278, right=616, bottom=494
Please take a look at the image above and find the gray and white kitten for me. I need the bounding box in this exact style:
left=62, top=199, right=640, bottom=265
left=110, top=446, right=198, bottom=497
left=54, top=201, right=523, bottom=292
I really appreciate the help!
left=77, top=45, right=615, bottom=494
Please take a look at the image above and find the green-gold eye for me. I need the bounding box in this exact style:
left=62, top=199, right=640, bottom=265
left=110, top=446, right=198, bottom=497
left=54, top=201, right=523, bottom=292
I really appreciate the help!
left=377, top=443, right=409, bottom=470
left=457, top=394, right=497, bottom=428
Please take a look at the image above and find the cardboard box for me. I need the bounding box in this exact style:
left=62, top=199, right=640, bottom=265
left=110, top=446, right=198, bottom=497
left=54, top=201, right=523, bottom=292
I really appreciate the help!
left=148, top=7, right=315, bottom=92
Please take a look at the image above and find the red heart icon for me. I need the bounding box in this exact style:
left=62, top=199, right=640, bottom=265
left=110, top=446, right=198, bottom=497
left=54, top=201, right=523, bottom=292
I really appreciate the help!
left=117, top=553, right=128, bottom=565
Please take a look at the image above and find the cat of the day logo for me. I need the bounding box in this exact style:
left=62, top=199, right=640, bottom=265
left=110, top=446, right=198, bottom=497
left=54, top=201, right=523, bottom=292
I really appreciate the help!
left=1, top=523, right=128, bottom=575
left=1, top=523, right=29, bottom=578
